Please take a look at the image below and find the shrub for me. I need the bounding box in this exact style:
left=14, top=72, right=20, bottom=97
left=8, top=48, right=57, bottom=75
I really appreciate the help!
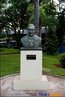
left=45, top=34, right=59, bottom=55
left=60, top=54, right=65, bottom=68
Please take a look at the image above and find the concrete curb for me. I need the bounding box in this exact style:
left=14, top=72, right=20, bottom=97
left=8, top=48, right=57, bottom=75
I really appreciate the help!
left=0, top=72, right=65, bottom=80
left=42, top=71, right=65, bottom=79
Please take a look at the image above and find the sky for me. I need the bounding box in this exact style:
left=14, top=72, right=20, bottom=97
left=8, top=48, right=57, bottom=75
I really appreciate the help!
left=54, top=0, right=59, bottom=4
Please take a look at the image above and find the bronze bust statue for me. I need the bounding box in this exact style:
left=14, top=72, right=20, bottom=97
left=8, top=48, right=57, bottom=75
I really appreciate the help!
left=21, top=24, right=41, bottom=48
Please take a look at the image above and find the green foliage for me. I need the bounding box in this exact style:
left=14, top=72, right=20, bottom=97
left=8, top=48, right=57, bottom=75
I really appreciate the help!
left=2, top=0, right=30, bottom=32
left=39, top=0, right=59, bottom=40
left=0, top=0, right=31, bottom=48
left=60, top=54, right=65, bottom=68
left=0, top=0, right=6, bottom=9
left=56, top=9, right=65, bottom=46
left=45, top=33, right=59, bottom=55
left=39, top=6, right=46, bottom=26
left=0, top=0, right=58, bottom=31
left=42, top=2, right=55, bottom=15
left=27, top=0, right=58, bottom=29
left=0, top=0, right=7, bottom=31
left=0, top=33, right=5, bottom=38
left=27, top=3, right=34, bottom=23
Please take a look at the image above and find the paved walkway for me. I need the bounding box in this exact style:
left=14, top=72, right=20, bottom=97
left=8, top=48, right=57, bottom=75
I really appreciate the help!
left=0, top=74, right=65, bottom=97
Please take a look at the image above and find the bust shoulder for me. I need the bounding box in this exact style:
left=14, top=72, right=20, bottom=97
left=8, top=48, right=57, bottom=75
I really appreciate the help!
left=21, top=35, right=28, bottom=42
left=34, top=35, right=41, bottom=41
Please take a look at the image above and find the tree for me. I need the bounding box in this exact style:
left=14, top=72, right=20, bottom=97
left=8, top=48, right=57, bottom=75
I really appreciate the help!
left=26, top=0, right=39, bottom=35
left=2, top=0, right=30, bottom=48
left=45, top=32, right=59, bottom=55
left=0, top=0, right=6, bottom=9
left=56, top=9, right=65, bottom=46
left=40, top=0, right=58, bottom=27
left=39, top=0, right=60, bottom=54
left=0, top=0, right=7, bottom=32
left=5, top=0, right=30, bottom=30
left=34, top=0, right=39, bottom=35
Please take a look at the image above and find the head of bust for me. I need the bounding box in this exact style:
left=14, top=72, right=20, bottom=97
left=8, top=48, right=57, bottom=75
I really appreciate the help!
left=27, top=24, right=35, bottom=37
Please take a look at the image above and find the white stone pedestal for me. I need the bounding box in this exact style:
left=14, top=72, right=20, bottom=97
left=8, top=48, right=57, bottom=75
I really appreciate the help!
left=20, top=49, right=42, bottom=80
left=14, top=76, right=51, bottom=90
left=14, top=49, right=52, bottom=90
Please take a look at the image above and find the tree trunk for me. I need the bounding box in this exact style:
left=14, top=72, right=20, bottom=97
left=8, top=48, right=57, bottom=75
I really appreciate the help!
left=34, top=0, right=39, bottom=35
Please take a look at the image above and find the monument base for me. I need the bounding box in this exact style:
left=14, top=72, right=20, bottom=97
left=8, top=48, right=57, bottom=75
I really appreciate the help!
left=14, top=76, right=52, bottom=90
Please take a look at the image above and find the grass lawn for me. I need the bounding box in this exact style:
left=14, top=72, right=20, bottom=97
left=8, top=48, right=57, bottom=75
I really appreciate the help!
left=0, top=48, right=65, bottom=77
left=0, top=48, right=20, bottom=77
left=43, top=53, right=65, bottom=76
left=0, top=48, right=20, bottom=55
left=0, top=54, right=20, bottom=77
